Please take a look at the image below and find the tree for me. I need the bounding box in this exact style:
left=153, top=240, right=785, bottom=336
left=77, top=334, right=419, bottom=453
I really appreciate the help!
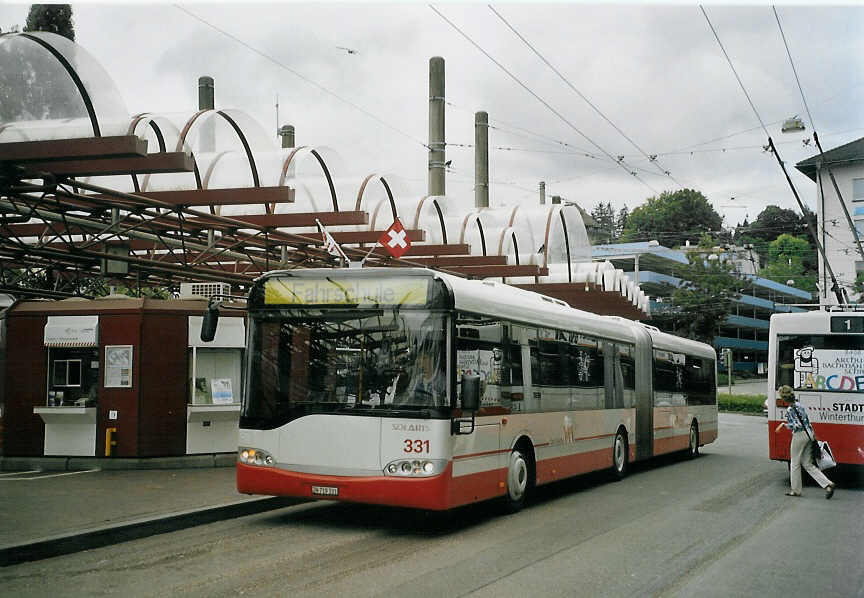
left=759, top=233, right=817, bottom=292
left=619, top=189, right=722, bottom=248
left=667, top=253, right=741, bottom=343
left=590, top=202, right=616, bottom=243
left=24, top=4, right=74, bottom=41
left=615, top=206, right=629, bottom=240
left=736, top=205, right=819, bottom=277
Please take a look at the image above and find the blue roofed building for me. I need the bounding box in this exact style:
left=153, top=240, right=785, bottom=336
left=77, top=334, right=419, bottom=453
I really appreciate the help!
left=592, top=241, right=813, bottom=373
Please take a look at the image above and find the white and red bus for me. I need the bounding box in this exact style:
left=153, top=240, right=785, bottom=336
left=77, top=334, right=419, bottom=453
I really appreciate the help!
left=768, top=309, right=864, bottom=466
left=224, top=268, right=717, bottom=511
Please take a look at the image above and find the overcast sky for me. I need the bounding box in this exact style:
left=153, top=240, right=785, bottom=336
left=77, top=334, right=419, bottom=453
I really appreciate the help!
left=2, top=2, right=862, bottom=229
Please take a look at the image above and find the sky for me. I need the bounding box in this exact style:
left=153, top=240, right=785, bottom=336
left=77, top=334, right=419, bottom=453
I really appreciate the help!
left=1, top=2, right=862, bottom=230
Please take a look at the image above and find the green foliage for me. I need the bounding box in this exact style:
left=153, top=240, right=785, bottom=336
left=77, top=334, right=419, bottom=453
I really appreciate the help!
left=737, top=206, right=817, bottom=274
left=717, top=393, right=766, bottom=414
left=697, top=232, right=715, bottom=249
left=758, top=233, right=817, bottom=292
left=669, top=253, right=741, bottom=343
left=24, top=4, right=74, bottom=41
left=620, top=189, right=722, bottom=247
left=854, top=272, right=864, bottom=301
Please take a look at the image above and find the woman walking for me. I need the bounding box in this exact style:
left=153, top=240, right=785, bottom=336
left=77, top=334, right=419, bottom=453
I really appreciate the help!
left=774, top=385, right=836, bottom=499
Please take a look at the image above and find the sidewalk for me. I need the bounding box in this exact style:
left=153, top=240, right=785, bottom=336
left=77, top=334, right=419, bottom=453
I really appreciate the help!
left=0, top=467, right=300, bottom=566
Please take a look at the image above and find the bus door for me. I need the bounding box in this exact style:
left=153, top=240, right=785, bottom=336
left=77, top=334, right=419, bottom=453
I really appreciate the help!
left=453, top=316, right=506, bottom=502
left=632, top=326, right=654, bottom=461
left=603, top=341, right=624, bottom=409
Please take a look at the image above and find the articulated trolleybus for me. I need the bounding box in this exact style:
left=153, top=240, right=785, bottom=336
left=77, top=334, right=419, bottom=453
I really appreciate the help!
left=229, top=268, right=717, bottom=511
left=768, top=309, right=864, bottom=466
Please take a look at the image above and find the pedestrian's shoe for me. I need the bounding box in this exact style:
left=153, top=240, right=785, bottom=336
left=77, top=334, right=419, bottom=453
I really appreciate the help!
left=785, top=491, right=801, bottom=497
left=825, top=483, right=835, bottom=500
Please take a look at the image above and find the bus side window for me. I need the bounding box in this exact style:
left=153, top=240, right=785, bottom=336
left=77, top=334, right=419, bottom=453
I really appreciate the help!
left=685, top=356, right=714, bottom=405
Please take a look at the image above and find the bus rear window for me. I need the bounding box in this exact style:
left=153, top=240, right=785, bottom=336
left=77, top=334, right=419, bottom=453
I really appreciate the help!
left=777, top=335, right=864, bottom=393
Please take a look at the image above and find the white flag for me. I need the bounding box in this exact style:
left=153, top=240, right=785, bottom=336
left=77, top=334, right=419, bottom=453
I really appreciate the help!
left=316, top=219, right=348, bottom=262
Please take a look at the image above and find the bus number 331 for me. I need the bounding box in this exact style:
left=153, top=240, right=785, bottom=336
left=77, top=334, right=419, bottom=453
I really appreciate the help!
left=404, top=439, right=431, bottom=453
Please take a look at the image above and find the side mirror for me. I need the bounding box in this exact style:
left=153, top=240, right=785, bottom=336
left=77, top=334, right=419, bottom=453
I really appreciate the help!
left=200, top=300, right=220, bottom=342
left=460, top=374, right=481, bottom=411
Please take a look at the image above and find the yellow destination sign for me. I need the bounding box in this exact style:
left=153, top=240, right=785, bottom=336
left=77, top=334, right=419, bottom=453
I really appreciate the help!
left=265, top=277, right=429, bottom=306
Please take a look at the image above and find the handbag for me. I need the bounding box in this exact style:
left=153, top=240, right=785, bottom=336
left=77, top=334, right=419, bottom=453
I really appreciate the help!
left=815, top=440, right=837, bottom=470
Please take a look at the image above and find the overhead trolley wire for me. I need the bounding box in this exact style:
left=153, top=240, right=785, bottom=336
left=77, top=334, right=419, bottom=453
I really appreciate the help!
left=772, top=5, right=864, bottom=264
left=699, top=4, right=845, bottom=304
left=488, top=5, right=682, bottom=187
left=173, top=4, right=429, bottom=151
left=429, top=4, right=659, bottom=199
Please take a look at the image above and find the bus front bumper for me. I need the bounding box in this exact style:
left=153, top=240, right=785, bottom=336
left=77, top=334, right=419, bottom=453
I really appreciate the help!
left=237, top=462, right=455, bottom=510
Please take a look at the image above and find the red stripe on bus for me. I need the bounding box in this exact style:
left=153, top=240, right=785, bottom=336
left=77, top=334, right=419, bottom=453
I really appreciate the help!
left=571, top=432, right=616, bottom=442
left=653, top=434, right=689, bottom=455
left=453, top=449, right=510, bottom=460
left=768, top=420, right=864, bottom=465
left=535, top=447, right=614, bottom=485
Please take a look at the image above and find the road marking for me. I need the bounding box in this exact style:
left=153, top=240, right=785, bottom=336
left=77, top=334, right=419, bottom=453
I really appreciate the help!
left=0, top=470, right=40, bottom=477
left=0, top=469, right=99, bottom=481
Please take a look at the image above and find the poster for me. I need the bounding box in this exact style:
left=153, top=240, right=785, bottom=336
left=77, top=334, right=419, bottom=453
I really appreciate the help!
left=211, top=378, right=234, bottom=404
left=794, top=348, right=864, bottom=392
left=104, top=345, right=132, bottom=388
left=457, top=348, right=502, bottom=405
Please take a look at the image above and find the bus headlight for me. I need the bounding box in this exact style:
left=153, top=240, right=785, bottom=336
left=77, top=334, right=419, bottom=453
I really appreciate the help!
left=239, top=447, right=275, bottom=467
left=383, top=459, right=447, bottom=477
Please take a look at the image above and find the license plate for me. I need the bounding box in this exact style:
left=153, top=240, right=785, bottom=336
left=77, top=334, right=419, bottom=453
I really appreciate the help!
left=311, top=485, right=339, bottom=496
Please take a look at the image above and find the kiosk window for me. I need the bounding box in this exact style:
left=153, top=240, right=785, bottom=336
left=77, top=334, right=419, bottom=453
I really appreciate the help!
left=189, top=347, right=243, bottom=405
left=47, top=348, right=99, bottom=406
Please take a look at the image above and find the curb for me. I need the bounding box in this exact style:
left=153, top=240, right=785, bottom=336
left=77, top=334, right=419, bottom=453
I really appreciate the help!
left=0, top=453, right=237, bottom=471
left=0, top=496, right=305, bottom=567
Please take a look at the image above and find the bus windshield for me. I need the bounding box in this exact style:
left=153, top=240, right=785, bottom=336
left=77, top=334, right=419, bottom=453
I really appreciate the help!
left=243, top=307, right=447, bottom=426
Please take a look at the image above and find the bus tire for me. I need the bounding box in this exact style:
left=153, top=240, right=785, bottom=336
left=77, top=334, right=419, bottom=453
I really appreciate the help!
left=613, top=428, right=629, bottom=480
left=688, top=421, right=700, bottom=459
left=502, top=446, right=531, bottom=513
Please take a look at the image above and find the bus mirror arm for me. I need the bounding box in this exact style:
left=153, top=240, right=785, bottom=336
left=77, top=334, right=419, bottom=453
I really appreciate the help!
left=452, top=374, right=481, bottom=435
left=200, top=298, right=221, bottom=342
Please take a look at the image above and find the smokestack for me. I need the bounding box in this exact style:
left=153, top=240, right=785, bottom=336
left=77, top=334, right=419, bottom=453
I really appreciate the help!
left=539, top=181, right=546, bottom=205
left=428, top=57, right=445, bottom=197
left=198, top=76, right=214, bottom=110
left=279, top=125, right=295, bottom=149
left=474, top=111, right=489, bottom=208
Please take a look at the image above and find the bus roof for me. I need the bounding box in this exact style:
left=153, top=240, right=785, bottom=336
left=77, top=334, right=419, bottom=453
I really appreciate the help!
left=255, top=268, right=715, bottom=357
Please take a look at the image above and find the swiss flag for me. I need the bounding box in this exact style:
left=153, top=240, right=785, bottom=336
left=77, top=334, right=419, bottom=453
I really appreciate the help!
left=378, top=218, right=411, bottom=259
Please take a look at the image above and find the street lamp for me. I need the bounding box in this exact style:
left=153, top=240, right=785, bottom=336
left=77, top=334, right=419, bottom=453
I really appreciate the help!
left=781, top=116, right=806, bottom=133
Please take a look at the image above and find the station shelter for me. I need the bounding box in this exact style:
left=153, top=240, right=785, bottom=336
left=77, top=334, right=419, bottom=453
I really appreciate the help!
left=0, top=297, right=245, bottom=459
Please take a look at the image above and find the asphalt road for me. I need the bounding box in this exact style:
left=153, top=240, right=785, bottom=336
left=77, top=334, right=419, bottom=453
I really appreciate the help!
left=1, top=413, right=861, bottom=598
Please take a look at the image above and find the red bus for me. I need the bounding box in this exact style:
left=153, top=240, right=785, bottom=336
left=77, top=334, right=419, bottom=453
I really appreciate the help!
left=768, top=309, right=864, bottom=465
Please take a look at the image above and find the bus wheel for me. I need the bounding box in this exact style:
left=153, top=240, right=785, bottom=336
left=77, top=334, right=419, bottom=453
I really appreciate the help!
left=688, top=422, right=700, bottom=459
left=503, top=447, right=530, bottom=513
left=613, top=428, right=629, bottom=480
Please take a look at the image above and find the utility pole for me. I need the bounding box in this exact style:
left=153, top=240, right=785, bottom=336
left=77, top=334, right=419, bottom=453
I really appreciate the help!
left=428, top=57, right=446, bottom=197
left=474, top=111, right=488, bottom=208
